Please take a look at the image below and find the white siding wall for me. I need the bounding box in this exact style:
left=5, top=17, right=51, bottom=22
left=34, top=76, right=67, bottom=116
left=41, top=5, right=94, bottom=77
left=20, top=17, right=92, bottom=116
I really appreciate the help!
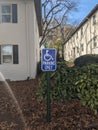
left=0, top=0, right=40, bottom=81
left=27, top=0, right=40, bottom=79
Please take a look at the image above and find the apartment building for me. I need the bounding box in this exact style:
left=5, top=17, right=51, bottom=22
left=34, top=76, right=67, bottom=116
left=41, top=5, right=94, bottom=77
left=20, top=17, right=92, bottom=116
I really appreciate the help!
left=0, top=0, right=42, bottom=81
left=64, top=4, right=98, bottom=61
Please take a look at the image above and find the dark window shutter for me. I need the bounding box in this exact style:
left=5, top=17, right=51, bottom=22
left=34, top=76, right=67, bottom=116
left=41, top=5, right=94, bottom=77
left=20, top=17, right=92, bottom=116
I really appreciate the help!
left=13, top=45, right=19, bottom=64
left=12, top=4, right=17, bottom=23
left=0, top=45, right=1, bottom=64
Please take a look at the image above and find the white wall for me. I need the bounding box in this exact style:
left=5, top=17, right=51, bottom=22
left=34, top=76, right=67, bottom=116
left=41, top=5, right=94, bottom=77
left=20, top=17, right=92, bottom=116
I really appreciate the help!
left=0, top=0, right=40, bottom=81
left=26, top=0, right=40, bottom=79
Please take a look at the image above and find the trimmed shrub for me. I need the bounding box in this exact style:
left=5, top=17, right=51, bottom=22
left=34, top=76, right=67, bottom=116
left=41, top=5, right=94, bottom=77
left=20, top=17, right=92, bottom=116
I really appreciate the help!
left=75, top=64, right=98, bottom=114
left=74, top=54, right=98, bottom=67
left=37, top=58, right=78, bottom=101
left=37, top=59, right=98, bottom=114
left=37, top=59, right=68, bottom=101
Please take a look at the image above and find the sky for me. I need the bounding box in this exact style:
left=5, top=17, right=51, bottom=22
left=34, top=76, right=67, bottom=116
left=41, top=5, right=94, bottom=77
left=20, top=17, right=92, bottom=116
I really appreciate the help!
left=68, top=0, right=98, bottom=25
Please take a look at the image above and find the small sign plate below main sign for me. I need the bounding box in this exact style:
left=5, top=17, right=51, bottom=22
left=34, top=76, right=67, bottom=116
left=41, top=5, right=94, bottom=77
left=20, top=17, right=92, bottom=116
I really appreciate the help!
left=41, top=48, right=57, bottom=71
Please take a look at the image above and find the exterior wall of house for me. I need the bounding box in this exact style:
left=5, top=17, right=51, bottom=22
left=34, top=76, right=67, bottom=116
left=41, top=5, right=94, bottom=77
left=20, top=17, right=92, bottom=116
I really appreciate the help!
left=27, top=0, right=40, bottom=79
left=0, top=0, right=40, bottom=81
left=64, top=8, right=98, bottom=61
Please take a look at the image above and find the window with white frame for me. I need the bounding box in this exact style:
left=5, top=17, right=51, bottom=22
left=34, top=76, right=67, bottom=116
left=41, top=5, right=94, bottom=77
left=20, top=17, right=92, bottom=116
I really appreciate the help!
left=73, top=36, right=75, bottom=43
left=77, top=46, right=79, bottom=53
left=73, top=47, right=75, bottom=58
left=0, top=4, right=17, bottom=23
left=1, top=45, right=13, bottom=63
left=71, top=50, right=72, bottom=56
left=81, top=44, right=84, bottom=52
left=0, top=45, right=19, bottom=64
left=76, top=32, right=78, bottom=39
left=2, top=5, right=11, bottom=23
left=93, top=37, right=97, bottom=48
left=93, top=14, right=96, bottom=25
left=81, top=27, right=83, bottom=36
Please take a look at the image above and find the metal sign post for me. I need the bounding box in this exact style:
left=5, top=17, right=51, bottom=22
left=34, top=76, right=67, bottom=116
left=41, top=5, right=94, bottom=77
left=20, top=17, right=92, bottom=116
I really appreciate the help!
left=41, top=48, right=57, bottom=122
left=47, top=71, right=51, bottom=122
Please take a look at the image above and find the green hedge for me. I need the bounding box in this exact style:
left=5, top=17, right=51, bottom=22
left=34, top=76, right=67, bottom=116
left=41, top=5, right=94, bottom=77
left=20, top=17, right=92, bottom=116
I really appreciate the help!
left=75, top=64, right=98, bottom=114
left=37, top=59, right=71, bottom=101
left=37, top=60, right=98, bottom=114
left=74, top=54, right=98, bottom=67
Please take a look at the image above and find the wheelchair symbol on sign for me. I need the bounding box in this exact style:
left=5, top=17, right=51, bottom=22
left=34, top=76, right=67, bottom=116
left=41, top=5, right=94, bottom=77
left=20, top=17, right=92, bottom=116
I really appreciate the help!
left=44, top=50, right=53, bottom=61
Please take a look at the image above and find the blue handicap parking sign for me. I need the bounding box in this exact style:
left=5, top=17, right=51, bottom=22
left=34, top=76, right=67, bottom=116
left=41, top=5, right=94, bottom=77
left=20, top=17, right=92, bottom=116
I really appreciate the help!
left=41, top=48, right=57, bottom=71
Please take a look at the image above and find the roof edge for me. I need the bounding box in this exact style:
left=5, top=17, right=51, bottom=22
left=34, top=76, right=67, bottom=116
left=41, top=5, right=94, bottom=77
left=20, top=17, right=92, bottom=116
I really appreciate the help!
left=34, top=0, right=42, bottom=36
left=64, top=4, right=98, bottom=44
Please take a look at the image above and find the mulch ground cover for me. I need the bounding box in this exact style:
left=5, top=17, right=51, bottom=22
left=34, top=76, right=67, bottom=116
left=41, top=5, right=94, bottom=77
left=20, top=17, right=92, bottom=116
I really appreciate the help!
left=0, top=78, right=98, bottom=130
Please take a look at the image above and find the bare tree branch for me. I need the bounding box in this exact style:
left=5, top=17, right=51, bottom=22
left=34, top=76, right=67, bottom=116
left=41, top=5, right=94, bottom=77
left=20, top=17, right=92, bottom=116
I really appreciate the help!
left=40, top=0, right=78, bottom=46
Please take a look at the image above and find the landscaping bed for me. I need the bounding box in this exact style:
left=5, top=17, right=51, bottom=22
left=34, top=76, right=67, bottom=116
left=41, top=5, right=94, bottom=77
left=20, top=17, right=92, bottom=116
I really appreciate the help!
left=0, top=78, right=98, bottom=130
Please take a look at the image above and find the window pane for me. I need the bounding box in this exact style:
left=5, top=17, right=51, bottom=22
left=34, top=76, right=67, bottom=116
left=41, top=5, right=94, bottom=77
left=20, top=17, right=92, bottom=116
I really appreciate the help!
left=81, top=44, right=84, bottom=51
left=93, top=15, right=96, bottom=24
left=2, top=15, right=11, bottom=22
left=93, top=37, right=97, bottom=47
left=2, top=5, right=11, bottom=13
left=2, top=45, right=12, bottom=55
left=3, top=55, right=12, bottom=63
